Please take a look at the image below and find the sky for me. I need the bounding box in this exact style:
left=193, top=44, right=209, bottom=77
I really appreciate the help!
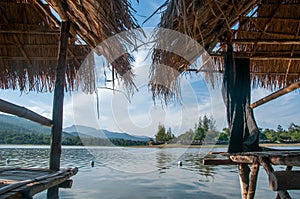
left=1, top=1, right=299, bottom=137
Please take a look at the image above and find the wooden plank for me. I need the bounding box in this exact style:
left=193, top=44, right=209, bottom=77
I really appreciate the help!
left=250, top=81, right=300, bottom=109
left=270, top=171, right=300, bottom=191
left=0, top=168, right=77, bottom=195
left=230, top=155, right=254, bottom=164
left=0, top=99, right=52, bottom=127
left=49, top=21, right=69, bottom=171
left=202, top=158, right=236, bottom=165
left=0, top=168, right=78, bottom=198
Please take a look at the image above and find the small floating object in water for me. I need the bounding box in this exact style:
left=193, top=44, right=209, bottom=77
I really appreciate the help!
left=90, top=160, right=95, bottom=167
left=177, top=161, right=182, bottom=166
left=6, top=158, right=10, bottom=165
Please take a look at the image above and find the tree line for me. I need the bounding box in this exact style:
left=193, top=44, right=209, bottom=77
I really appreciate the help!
left=154, top=115, right=300, bottom=145
left=0, top=130, right=148, bottom=146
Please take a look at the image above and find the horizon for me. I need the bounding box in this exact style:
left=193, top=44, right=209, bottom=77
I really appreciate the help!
left=0, top=0, right=299, bottom=137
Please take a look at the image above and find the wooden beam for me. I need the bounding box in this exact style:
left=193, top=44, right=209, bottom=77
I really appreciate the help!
left=45, top=0, right=68, bottom=21
left=242, top=16, right=300, bottom=23
left=233, top=39, right=300, bottom=45
left=0, top=8, right=32, bottom=67
left=250, top=4, right=281, bottom=56
left=0, top=99, right=52, bottom=127
left=49, top=21, right=69, bottom=171
left=211, top=53, right=300, bottom=60
left=270, top=171, right=300, bottom=191
left=259, top=157, right=291, bottom=199
left=202, top=158, right=236, bottom=165
left=0, top=56, right=85, bottom=60
left=250, top=81, right=300, bottom=109
left=0, top=29, right=60, bottom=35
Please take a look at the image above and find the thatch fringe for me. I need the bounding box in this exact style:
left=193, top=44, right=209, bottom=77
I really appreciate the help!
left=150, top=0, right=300, bottom=100
left=0, top=0, right=139, bottom=93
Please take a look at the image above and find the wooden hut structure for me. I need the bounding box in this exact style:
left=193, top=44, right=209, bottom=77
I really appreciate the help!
left=151, top=0, right=300, bottom=198
left=0, top=0, right=138, bottom=198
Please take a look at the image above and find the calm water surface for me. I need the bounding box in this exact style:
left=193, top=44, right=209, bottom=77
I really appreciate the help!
left=1, top=145, right=300, bottom=199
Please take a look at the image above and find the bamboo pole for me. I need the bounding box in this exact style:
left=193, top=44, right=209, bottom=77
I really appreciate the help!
left=250, top=81, right=300, bottom=109
left=49, top=21, right=69, bottom=171
left=0, top=99, right=52, bottom=127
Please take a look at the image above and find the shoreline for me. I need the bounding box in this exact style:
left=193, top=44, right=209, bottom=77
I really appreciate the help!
left=129, top=143, right=300, bottom=149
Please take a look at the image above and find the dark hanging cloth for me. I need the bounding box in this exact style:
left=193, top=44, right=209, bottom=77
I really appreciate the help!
left=222, top=44, right=260, bottom=153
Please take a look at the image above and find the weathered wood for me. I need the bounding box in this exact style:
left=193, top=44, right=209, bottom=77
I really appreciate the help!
left=238, top=164, right=250, bottom=199
left=230, top=155, right=254, bottom=164
left=0, top=29, right=60, bottom=35
left=247, top=161, right=259, bottom=199
left=233, top=39, right=300, bottom=45
left=270, top=171, right=300, bottom=191
left=0, top=99, right=52, bottom=127
left=0, top=168, right=78, bottom=196
left=47, top=186, right=59, bottom=199
left=250, top=81, right=300, bottom=109
left=58, top=179, right=73, bottom=188
left=259, top=157, right=291, bottom=199
left=49, top=21, right=69, bottom=171
left=202, top=158, right=236, bottom=165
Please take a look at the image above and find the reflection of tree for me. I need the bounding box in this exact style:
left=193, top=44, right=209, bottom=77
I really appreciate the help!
left=182, top=153, right=216, bottom=182
left=156, top=151, right=172, bottom=173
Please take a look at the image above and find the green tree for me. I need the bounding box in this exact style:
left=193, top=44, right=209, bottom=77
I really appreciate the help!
left=218, top=128, right=230, bottom=141
left=155, top=124, right=166, bottom=143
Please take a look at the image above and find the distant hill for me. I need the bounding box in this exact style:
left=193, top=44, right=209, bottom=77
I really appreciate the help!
left=0, top=114, right=72, bottom=137
left=64, top=125, right=151, bottom=142
left=0, top=114, right=151, bottom=142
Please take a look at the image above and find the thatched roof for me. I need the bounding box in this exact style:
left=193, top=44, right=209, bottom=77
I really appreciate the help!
left=0, top=0, right=139, bottom=92
left=152, top=0, right=300, bottom=98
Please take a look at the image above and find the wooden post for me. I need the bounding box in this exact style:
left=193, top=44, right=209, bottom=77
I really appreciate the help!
left=49, top=21, right=69, bottom=171
left=270, top=171, right=300, bottom=191
left=238, top=164, right=250, bottom=199
left=259, top=157, right=291, bottom=199
left=47, top=186, right=59, bottom=199
left=247, top=161, right=260, bottom=199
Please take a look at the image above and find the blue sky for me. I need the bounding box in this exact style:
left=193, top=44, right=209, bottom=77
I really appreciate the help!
left=1, top=1, right=299, bottom=137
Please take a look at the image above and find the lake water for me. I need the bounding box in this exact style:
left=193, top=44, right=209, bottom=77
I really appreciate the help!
left=1, top=145, right=300, bottom=199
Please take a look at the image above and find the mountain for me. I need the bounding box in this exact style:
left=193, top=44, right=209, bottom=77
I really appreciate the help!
left=64, top=125, right=151, bottom=142
left=0, top=114, right=151, bottom=142
left=0, top=114, right=72, bottom=137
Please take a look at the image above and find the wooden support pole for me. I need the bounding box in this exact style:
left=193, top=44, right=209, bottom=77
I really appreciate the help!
left=250, top=81, right=300, bottom=109
left=247, top=161, right=260, bottom=199
left=49, top=21, right=69, bottom=171
left=270, top=171, right=300, bottom=191
left=259, top=157, right=291, bottom=199
left=238, top=164, right=250, bottom=199
left=0, top=99, right=52, bottom=127
left=47, top=186, right=59, bottom=199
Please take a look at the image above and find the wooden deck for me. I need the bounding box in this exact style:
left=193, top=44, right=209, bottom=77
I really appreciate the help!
left=203, top=150, right=300, bottom=199
left=0, top=167, right=78, bottom=199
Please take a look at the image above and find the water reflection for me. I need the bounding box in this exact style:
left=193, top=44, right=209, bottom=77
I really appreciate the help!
left=2, top=146, right=299, bottom=199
